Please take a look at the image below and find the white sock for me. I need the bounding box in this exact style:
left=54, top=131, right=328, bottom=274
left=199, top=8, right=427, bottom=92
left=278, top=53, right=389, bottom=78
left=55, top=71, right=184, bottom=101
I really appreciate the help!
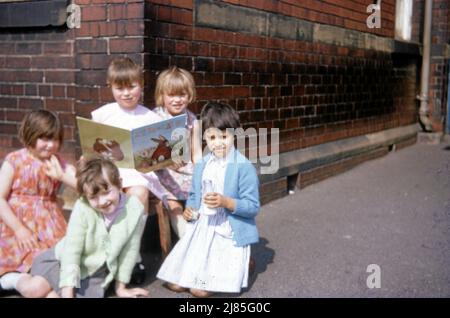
left=170, top=214, right=187, bottom=238
left=0, top=272, right=25, bottom=290
left=136, top=254, right=143, bottom=263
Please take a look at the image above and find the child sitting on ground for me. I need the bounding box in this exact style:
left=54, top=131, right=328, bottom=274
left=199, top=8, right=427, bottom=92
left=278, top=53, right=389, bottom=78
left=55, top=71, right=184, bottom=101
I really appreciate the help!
left=151, top=66, right=200, bottom=256
left=0, top=109, right=76, bottom=295
left=21, top=158, right=149, bottom=298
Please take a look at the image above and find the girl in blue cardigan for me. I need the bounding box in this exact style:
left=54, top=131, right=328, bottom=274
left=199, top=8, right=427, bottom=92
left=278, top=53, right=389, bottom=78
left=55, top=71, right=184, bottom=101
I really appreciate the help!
left=157, top=101, right=260, bottom=297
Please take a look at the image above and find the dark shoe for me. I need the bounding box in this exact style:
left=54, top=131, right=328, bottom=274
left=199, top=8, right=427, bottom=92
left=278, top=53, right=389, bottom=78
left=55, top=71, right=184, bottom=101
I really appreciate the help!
left=130, top=263, right=146, bottom=285
left=0, top=283, right=18, bottom=297
left=249, top=257, right=256, bottom=274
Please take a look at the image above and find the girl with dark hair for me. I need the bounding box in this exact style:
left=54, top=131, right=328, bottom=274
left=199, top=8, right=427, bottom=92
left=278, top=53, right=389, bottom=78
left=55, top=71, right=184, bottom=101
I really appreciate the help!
left=157, top=102, right=260, bottom=297
left=0, top=109, right=76, bottom=295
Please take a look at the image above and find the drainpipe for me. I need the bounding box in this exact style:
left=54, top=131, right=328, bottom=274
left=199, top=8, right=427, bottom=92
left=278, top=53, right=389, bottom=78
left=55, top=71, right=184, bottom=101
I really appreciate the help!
left=417, top=0, right=433, bottom=132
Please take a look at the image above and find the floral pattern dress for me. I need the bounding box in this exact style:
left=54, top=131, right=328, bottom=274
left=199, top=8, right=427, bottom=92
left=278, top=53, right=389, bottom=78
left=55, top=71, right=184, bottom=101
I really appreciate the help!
left=153, top=107, right=196, bottom=202
left=0, top=148, right=67, bottom=276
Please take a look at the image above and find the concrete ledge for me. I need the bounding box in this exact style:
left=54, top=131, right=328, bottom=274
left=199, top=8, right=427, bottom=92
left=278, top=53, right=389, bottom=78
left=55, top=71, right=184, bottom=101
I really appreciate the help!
left=392, top=40, right=422, bottom=55
left=417, top=132, right=444, bottom=145
left=297, top=146, right=389, bottom=189
left=258, top=124, right=419, bottom=185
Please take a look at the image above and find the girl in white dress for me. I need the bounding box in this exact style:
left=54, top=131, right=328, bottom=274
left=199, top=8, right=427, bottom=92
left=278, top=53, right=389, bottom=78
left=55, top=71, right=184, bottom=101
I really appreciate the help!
left=90, top=57, right=179, bottom=281
left=157, top=102, right=260, bottom=297
left=91, top=57, right=163, bottom=215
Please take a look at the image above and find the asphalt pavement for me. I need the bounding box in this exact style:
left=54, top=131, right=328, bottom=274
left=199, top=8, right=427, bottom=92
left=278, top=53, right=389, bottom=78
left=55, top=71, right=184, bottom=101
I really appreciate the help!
left=2, top=136, right=449, bottom=298
left=143, top=136, right=450, bottom=298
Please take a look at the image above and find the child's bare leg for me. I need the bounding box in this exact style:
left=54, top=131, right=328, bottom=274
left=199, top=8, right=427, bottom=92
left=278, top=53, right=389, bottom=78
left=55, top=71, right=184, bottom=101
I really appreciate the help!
left=125, top=185, right=149, bottom=215
left=46, top=290, right=60, bottom=298
left=16, top=274, right=52, bottom=298
left=155, top=200, right=172, bottom=258
left=167, top=200, right=187, bottom=238
left=125, top=185, right=148, bottom=280
left=0, top=272, right=26, bottom=290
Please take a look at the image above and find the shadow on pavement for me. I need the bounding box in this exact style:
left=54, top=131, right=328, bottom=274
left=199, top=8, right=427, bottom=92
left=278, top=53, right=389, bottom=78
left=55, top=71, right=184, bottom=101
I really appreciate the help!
left=246, top=237, right=275, bottom=290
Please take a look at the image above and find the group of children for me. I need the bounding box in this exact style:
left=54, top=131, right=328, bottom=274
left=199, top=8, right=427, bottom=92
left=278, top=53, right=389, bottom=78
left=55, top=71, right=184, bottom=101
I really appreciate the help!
left=0, top=57, right=260, bottom=298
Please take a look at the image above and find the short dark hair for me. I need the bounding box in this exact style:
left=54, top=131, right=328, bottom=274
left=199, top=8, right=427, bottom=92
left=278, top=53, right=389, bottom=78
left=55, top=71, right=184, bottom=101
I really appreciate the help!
left=200, top=102, right=241, bottom=134
left=76, top=157, right=121, bottom=199
left=18, top=109, right=64, bottom=148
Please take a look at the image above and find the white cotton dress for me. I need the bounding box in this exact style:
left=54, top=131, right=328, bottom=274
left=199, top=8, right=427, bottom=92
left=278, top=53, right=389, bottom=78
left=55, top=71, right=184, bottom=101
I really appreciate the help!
left=156, top=150, right=250, bottom=293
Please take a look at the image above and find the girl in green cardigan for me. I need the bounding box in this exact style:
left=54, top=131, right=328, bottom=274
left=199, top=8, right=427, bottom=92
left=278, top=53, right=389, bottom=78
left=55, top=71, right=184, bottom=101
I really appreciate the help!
left=21, top=158, right=149, bottom=298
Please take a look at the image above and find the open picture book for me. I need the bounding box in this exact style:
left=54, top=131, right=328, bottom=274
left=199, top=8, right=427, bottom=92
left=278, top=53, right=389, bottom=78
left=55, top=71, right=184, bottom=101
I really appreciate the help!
left=76, top=113, right=188, bottom=173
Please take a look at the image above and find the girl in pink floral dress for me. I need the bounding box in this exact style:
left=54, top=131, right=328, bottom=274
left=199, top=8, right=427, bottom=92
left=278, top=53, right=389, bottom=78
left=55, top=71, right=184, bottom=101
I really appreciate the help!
left=152, top=66, right=200, bottom=247
left=0, top=110, right=76, bottom=296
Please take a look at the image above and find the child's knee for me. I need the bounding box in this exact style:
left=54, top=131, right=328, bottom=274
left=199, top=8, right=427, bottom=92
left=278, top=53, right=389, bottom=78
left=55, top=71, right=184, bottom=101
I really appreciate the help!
left=17, top=276, right=51, bottom=298
left=167, top=200, right=183, bottom=215
left=126, top=186, right=149, bottom=203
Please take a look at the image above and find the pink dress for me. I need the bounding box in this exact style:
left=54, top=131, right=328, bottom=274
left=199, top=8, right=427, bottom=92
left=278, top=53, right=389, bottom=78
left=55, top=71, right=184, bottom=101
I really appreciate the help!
left=153, top=107, right=196, bottom=201
left=0, top=148, right=67, bottom=275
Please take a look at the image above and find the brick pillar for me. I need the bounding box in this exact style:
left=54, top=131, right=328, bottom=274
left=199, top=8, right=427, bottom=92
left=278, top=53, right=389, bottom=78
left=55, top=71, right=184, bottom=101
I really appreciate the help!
left=429, top=0, right=449, bottom=132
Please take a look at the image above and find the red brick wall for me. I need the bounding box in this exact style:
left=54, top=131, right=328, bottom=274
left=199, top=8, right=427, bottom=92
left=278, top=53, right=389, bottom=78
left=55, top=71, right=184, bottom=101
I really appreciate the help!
left=0, top=0, right=148, bottom=161
left=0, top=27, right=77, bottom=160
left=0, top=0, right=421, bottom=163
left=223, top=0, right=395, bottom=37
left=74, top=0, right=147, bottom=158
left=73, top=1, right=146, bottom=105
left=146, top=0, right=417, bottom=154
left=429, top=0, right=450, bottom=131
left=412, top=0, right=424, bottom=43
left=411, top=0, right=449, bottom=132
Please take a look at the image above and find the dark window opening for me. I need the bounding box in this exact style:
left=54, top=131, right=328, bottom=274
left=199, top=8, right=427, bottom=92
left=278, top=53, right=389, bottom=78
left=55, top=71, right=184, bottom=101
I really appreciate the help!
left=0, top=0, right=70, bottom=28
